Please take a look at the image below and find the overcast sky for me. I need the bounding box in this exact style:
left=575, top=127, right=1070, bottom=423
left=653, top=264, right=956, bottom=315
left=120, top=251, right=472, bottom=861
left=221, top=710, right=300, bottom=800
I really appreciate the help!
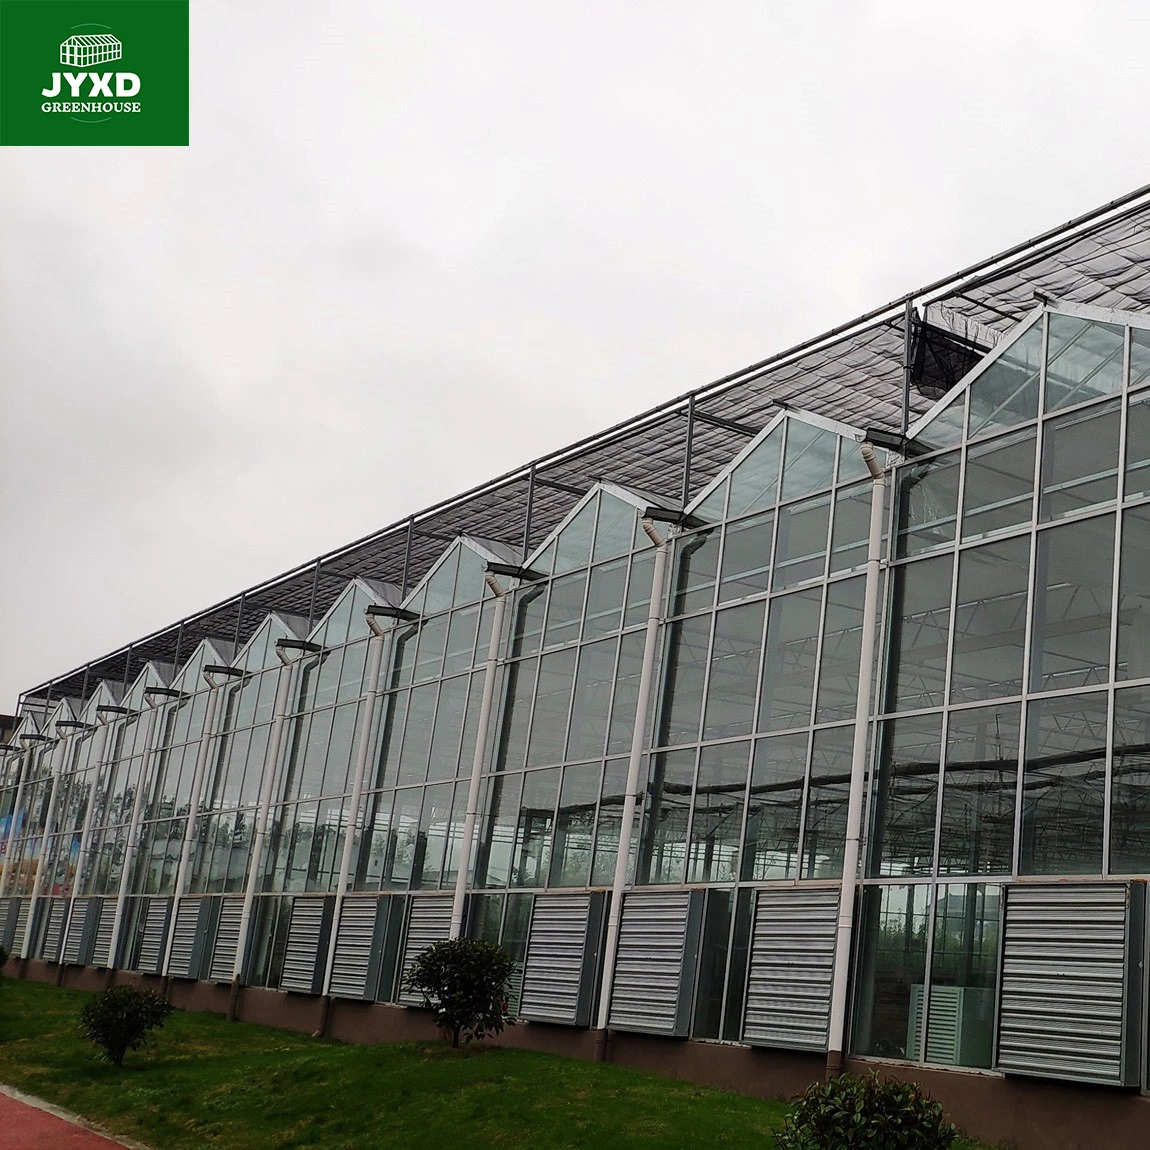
left=2, top=0, right=1148, bottom=713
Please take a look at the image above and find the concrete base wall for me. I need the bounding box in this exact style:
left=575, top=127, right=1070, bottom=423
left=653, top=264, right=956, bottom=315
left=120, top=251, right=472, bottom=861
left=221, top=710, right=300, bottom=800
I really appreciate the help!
left=18, top=961, right=1150, bottom=1150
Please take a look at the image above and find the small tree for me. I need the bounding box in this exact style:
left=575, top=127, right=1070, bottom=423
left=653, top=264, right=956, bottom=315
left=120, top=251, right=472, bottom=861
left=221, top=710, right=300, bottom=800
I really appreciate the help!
left=402, top=938, right=514, bottom=1049
left=79, top=985, right=174, bottom=1067
left=775, top=1073, right=957, bottom=1150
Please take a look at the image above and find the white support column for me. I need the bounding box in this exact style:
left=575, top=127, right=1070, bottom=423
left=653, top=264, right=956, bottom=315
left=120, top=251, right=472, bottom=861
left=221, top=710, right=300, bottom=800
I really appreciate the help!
left=595, top=519, right=671, bottom=1034
left=321, top=616, right=393, bottom=994
left=826, top=443, right=887, bottom=1074
left=0, top=738, right=43, bottom=897
left=450, top=575, right=511, bottom=938
left=232, top=644, right=304, bottom=982
left=161, top=672, right=231, bottom=976
left=19, top=731, right=71, bottom=959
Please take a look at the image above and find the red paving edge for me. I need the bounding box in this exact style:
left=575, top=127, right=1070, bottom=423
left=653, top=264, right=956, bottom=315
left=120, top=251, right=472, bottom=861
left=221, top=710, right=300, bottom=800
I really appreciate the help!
left=0, top=1084, right=149, bottom=1150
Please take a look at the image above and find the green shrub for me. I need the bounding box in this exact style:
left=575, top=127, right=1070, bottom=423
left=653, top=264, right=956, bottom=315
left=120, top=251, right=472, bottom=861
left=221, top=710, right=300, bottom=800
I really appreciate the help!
left=402, top=937, right=514, bottom=1049
left=774, top=1073, right=957, bottom=1150
left=78, top=985, right=173, bottom=1067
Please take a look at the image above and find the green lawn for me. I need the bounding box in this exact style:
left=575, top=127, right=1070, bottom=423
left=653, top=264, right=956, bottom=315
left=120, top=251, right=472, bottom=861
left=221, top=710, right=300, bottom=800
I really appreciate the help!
left=0, top=979, right=992, bottom=1149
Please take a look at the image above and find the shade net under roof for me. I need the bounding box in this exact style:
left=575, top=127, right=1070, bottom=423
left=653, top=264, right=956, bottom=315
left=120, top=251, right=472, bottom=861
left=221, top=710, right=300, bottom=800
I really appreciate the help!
left=23, top=187, right=1150, bottom=711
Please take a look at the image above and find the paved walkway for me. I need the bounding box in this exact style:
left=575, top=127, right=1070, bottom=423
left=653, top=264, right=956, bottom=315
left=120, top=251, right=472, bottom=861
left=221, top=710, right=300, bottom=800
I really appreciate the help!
left=0, top=1084, right=147, bottom=1149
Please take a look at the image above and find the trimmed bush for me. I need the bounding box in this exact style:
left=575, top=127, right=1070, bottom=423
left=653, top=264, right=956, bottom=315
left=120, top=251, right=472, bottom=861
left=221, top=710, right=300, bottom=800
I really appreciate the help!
left=78, top=985, right=174, bottom=1067
left=774, top=1072, right=957, bottom=1150
left=402, top=937, right=514, bottom=1049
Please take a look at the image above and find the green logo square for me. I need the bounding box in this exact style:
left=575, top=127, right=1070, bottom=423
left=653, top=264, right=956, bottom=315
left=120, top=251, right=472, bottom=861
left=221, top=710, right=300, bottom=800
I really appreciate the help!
left=0, top=0, right=188, bottom=146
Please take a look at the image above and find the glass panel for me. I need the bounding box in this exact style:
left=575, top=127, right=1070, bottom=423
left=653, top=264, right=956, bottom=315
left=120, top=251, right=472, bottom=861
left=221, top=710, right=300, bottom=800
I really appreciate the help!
left=853, top=883, right=930, bottom=1059
left=780, top=420, right=837, bottom=502
left=938, top=704, right=1019, bottom=875
left=592, top=492, right=637, bottom=562
left=727, top=425, right=782, bottom=518
left=553, top=499, right=596, bottom=572
left=671, top=530, right=718, bottom=615
left=895, top=452, right=960, bottom=559
left=950, top=536, right=1030, bottom=704
left=802, top=724, right=851, bottom=878
left=926, top=883, right=1000, bottom=1068
left=871, top=713, right=941, bottom=876
left=1110, top=685, right=1150, bottom=874
left=967, top=319, right=1042, bottom=439
left=915, top=392, right=965, bottom=452
left=411, top=782, right=454, bottom=889
left=961, top=427, right=1036, bottom=541
left=641, top=748, right=694, bottom=884
left=592, top=758, right=630, bottom=885
left=1020, top=692, right=1107, bottom=874
left=829, top=482, right=870, bottom=573
left=815, top=576, right=865, bottom=723
left=1131, top=327, right=1150, bottom=391
left=692, top=477, right=728, bottom=523
left=772, top=494, right=830, bottom=589
left=1044, top=313, right=1125, bottom=411
left=477, top=772, right=522, bottom=888
left=887, top=555, right=953, bottom=712
left=443, top=605, right=479, bottom=676
left=454, top=546, right=488, bottom=608
left=1117, top=506, right=1150, bottom=681
left=412, top=615, right=448, bottom=683
left=758, top=588, right=821, bottom=732
left=542, top=572, right=586, bottom=650
left=396, top=683, right=436, bottom=785
left=837, top=438, right=873, bottom=485
left=624, top=548, right=655, bottom=628
left=686, top=741, right=748, bottom=883
left=427, top=675, right=468, bottom=782
left=422, top=548, right=459, bottom=615
left=549, top=761, right=601, bottom=887
left=718, top=511, right=773, bottom=603
left=607, top=631, right=645, bottom=755
left=510, top=585, right=547, bottom=658
left=583, top=559, right=627, bottom=639
left=702, top=601, right=765, bottom=740
left=495, top=657, right=537, bottom=770
left=1030, top=514, right=1115, bottom=692
left=1124, top=390, right=1150, bottom=499
left=525, top=648, right=576, bottom=767
left=566, top=638, right=616, bottom=761
left=656, top=615, right=711, bottom=746
left=383, top=788, right=422, bottom=888
left=512, top=767, right=559, bottom=887
left=741, top=731, right=806, bottom=880
left=691, top=890, right=732, bottom=1040
left=1039, top=398, right=1121, bottom=521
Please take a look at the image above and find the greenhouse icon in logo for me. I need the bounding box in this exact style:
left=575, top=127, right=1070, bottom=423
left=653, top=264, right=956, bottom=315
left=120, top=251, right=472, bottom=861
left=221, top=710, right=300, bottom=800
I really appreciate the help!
left=60, top=32, right=122, bottom=68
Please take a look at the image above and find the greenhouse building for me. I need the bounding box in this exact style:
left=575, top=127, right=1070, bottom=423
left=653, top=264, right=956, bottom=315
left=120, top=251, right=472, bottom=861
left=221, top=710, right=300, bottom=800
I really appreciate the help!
left=3, top=189, right=1150, bottom=1149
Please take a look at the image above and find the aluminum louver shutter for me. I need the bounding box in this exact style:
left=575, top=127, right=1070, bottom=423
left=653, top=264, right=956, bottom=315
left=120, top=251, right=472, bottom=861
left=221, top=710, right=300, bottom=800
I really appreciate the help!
left=279, top=898, right=330, bottom=995
left=997, top=882, right=1145, bottom=1086
left=12, top=898, right=31, bottom=958
left=136, top=898, right=171, bottom=974
left=519, top=893, right=602, bottom=1027
left=39, top=898, right=66, bottom=962
left=329, top=898, right=383, bottom=999
left=742, top=887, right=838, bottom=1051
left=208, top=897, right=244, bottom=983
left=92, top=899, right=117, bottom=967
left=608, top=890, right=702, bottom=1036
left=167, top=898, right=204, bottom=978
left=398, top=897, right=452, bottom=1006
left=62, top=898, right=94, bottom=965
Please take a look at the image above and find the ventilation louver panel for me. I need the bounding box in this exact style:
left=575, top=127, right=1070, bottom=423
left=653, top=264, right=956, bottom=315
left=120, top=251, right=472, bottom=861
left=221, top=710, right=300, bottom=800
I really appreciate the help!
left=12, top=898, right=31, bottom=958
left=279, top=898, right=332, bottom=995
left=92, top=899, right=118, bottom=967
left=742, top=887, right=838, bottom=1051
left=208, top=897, right=245, bottom=983
left=166, top=897, right=205, bottom=979
left=62, top=898, right=95, bottom=965
left=519, top=893, right=604, bottom=1027
left=996, top=882, right=1145, bottom=1086
left=329, top=898, right=384, bottom=1000
left=136, top=898, right=171, bottom=974
left=608, top=890, right=703, bottom=1035
left=398, top=897, right=453, bottom=1006
left=0, top=898, right=18, bottom=949
left=39, top=898, right=67, bottom=962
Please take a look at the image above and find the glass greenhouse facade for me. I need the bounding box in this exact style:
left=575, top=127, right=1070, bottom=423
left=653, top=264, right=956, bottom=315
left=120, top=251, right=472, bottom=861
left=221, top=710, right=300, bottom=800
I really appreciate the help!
left=3, top=278, right=1150, bottom=1138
